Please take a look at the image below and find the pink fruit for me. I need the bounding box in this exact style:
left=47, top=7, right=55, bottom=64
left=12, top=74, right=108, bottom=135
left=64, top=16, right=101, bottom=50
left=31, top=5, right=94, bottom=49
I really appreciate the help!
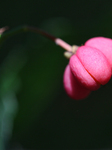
left=85, top=37, right=112, bottom=70
left=70, top=46, right=111, bottom=90
left=63, top=65, right=91, bottom=100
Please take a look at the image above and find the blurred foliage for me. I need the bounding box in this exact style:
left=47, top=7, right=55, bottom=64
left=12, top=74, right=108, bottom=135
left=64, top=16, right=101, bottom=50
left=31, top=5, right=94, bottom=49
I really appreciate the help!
left=0, top=0, right=112, bottom=149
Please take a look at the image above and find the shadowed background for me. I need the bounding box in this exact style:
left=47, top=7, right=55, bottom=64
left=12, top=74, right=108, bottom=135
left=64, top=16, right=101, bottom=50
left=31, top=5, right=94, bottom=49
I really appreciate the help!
left=0, top=0, right=112, bottom=149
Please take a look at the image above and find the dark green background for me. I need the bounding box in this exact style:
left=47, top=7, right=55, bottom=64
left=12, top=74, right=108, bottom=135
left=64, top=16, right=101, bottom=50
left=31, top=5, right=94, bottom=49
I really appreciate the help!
left=1, top=0, right=112, bottom=149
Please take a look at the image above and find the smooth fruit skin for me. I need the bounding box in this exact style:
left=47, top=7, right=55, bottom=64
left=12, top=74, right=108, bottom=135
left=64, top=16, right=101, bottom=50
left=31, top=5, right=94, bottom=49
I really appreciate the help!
left=85, top=37, right=112, bottom=70
left=70, top=46, right=111, bottom=90
left=63, top=65, right=91, bottom=100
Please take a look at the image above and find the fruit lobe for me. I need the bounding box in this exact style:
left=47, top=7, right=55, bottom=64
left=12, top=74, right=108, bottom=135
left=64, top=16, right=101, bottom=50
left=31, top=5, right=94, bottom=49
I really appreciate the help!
left=63, top=65, right=91, bottom=100
left=85, top=37, right=112, bottom=70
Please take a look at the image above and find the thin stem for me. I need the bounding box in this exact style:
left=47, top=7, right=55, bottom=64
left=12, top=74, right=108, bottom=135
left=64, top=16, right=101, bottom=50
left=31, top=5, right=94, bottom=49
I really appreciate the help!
left=0, top=25, right=72, bottom=52
left=55, top=38, right=72, bottom=52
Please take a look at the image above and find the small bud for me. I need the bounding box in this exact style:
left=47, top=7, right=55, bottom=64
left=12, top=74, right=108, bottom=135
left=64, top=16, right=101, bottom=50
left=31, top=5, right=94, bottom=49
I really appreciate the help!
left=64, top=45, right=79, bottom=59
left=71, top=45, right=79, bottom=54
left=64, top=51, right=73, bottom=59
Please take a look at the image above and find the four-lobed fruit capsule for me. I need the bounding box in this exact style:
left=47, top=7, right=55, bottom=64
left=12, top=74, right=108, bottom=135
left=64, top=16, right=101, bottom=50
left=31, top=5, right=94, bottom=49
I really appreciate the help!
left=64, top=37, right=112, bottom=100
